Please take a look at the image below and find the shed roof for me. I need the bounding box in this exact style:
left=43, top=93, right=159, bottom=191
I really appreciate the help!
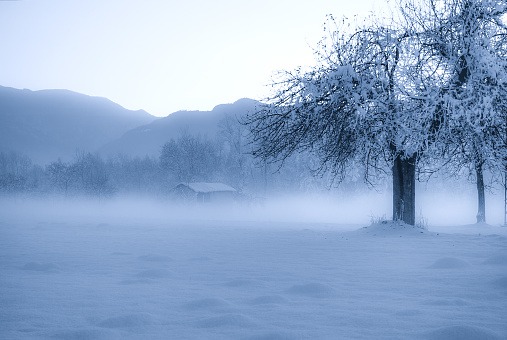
left=178, top=182, right=236, bottom=193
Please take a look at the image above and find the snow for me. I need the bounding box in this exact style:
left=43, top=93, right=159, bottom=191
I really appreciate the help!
left=1, top=198, right=506, bottom=339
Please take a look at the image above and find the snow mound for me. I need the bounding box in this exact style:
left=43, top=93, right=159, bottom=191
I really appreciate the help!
left=195, top=314, right=255, bottom=328
left=424, top=325, right=500, bottom=340
left=423, top=299, right=467, bottom=306
left=394, top=309, right=423, bottom=316
left=118, top=279, right=152, bottom=285
left=183, top=298, right=231, bottom=310
left=482, top=254, right=507, bottom=265
left=97, top=313, right=154, bottom=328
left=137, top=255, right=172, bottom=262
left=352, top=220, right=428, bottom=237
left=50, top=328, right=119, bottom=339
left=286, top=283, right=334, bottom=298
left=224, top=279, right=263, bottom=288
left=134, top=268, right=172, bottom=279
left=491, top=276, right=507, bottom=289
left=188, top=256, right=212, bottom=262
left=428, top=257, right=471, bottom=269
left=248, top=295, right=288, bottom=305
left=21, top=262, right=60, bottom=272
left=243, top=332, right=295, bottom=340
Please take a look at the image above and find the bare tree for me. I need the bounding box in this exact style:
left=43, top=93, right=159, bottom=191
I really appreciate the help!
left=0, top=151, right=32, bottom=194
left=160, top=133, right=220, bottom=185
left=46, top=159, right=75, bottom=196
left=72, top=152, right=114, bottom=197
left=218, top=113, right=254, bottom=190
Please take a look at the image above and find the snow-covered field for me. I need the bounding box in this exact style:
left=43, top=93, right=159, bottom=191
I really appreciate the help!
left=1, top=197, right=506, bottom=339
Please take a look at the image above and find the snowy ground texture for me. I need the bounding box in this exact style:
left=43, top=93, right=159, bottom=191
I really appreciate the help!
left=1, top=198, right=507, bottom=340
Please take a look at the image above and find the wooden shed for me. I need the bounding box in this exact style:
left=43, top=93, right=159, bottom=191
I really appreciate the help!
left=173, top=182, right=237, bottom=202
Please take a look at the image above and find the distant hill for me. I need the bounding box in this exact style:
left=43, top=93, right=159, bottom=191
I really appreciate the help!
left=0, top=86, right=156, bottom=164
left=99, top=98, right=260, bottom=158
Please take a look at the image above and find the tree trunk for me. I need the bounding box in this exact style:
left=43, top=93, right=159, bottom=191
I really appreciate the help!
left=476, top=161, right=486, bottom=223
left=392, top=154, right=416, bottom=225
left=504, top=163, right=507, bottom=226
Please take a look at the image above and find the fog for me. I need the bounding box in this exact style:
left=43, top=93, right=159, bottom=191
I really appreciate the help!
left=2, top=185, right=504, bottom=228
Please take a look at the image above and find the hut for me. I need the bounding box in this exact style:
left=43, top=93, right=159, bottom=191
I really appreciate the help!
left=173, top=182, right=237, bottom=202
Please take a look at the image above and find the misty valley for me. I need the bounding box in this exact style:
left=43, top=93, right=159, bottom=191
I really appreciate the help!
left=0, top=87, right=320, bottom=201
left=0, top=86, right=504, bottom=226
left=2, top=0, right=507, bottom=338
left=1, top=83, right=506, bottom=340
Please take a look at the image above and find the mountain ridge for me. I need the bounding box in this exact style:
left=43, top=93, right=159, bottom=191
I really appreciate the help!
left=0, top=86, right=260, bottom=164
left=99, top=98, right=260, bottom=157
left=0, top=85, right=157, bottom=164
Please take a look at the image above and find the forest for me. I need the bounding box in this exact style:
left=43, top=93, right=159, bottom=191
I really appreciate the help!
left=0, top=123, right=337, bottom=200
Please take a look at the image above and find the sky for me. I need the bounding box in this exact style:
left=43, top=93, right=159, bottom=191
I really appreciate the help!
left=1, top=0, right=385, bottom=117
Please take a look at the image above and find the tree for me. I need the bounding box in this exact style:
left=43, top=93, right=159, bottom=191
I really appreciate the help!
left=247, top=15, right=434, bottom=225
left=0, top=151, right=32, bottom=194
left=105, top=154, right=161, bottom=194
left=72, top=152, right=115, bottom=197
left=46, top=159, right=75, bottom=196
left=247, top=0, right=507, bottom=225
left=160, top=133, right=220, bottom=185
left=400, top=0, right=507, bottom=223
left=218, top=112, right=259, bottom=191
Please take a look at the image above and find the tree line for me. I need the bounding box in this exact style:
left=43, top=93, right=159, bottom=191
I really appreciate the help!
left=0, top=114, right=334, bottom=199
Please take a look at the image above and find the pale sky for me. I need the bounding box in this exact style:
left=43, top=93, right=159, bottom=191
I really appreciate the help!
left=1, top=0, right=384, bottom=117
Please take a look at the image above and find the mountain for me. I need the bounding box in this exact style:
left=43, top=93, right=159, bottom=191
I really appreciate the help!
left=0, top=86, right=156, bottom=164
left=99, top=98, right=260, bottom=158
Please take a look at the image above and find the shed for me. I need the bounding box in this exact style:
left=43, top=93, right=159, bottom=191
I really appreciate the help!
left=173, top=182, right=237, bottom=202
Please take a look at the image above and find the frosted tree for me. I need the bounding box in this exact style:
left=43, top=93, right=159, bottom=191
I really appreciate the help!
left=105, top=154, right=160, bottom=194
left=71, top=152, right=114, bottom=197
left=218, top=113, right=251, bottom=190
left=160, top=133, right=220, bottom=185
left=247, top=16, right=435, bottom=225
left=400, top=0, right=507, bottom=223
left=0, top=151, right=32, bottom=194
left=46, top=159, right=75, bottom=196
left=247, top=0, right=507, bottom=225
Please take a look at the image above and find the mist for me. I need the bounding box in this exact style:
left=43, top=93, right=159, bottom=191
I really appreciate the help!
left=2, top=183, right=504, bottom=228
